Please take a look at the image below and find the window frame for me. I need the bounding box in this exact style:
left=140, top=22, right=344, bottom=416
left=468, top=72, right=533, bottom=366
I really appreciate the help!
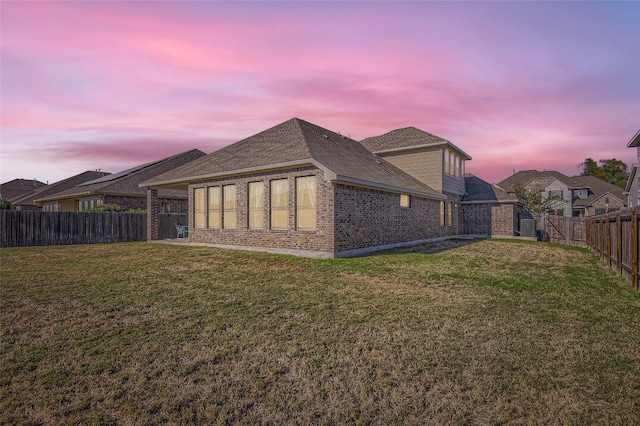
left=222, top=184, right=237, bottom=229
left=296, top=176, right=317, bottom=231
left=248, top=181, right=265, bottom=229
left=270, top=178, right=289, bottom=230
left=194, top=187, right=206, bottom=228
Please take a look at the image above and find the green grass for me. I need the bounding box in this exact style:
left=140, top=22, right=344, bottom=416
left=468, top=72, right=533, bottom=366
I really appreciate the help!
left=1, top=240, right=639, bottom=424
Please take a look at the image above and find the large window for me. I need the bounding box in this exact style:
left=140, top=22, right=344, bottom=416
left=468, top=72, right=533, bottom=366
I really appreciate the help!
left=208, top=186, right=221, bottom=229
left=194, top=188, right=206, bottom=228
left=271, top=179, right=288, bottom=230
left=447, top=201, right=453, bottom=226
left=296, top=176, right=316, bottom=230
left=248, top=182, right=265, bottom=229
left=440, top=201, right=445, bottom=226
left=223, top=185, right=237, bottom=229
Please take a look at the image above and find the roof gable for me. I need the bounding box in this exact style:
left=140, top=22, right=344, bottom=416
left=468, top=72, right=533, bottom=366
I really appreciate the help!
left=627, top=129, right=640, bottom=148
left=497, top=170, right=572, bottom=192
left=360, top=127, right=472, bottom=160
left=144, top=118, right=444, bottom=199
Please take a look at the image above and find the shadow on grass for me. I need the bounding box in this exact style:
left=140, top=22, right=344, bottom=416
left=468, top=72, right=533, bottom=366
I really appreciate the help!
left=377, top=237, right=487, bottom=256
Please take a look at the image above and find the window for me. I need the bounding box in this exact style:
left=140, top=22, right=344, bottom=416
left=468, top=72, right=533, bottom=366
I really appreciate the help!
left=296, top=176, right=316, bottom=230
left=595, top=208, right=606, bottom=215
left=208, top=186, right=221, bottom=229
left=161, top=201, right=171, bottom=214
left=440, top=201, right=445, bottom=226
left=400, top=194, right=410, bottom=208
left=444, top=151, right=450, bottom=175
left=248, top=182, right=265, bottom=229
left=447, top=202, right=452, bottom=226
left=271, top=179, right=288, bottom=230
left=548, top=190, right=563, bottom=198
left=194, top=188, right=205, bottom=228
left=223, top=185, right=236, bottom=229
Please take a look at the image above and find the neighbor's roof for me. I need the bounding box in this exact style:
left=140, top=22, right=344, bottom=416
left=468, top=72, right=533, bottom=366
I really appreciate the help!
left=359, top=127, right=472, bottom=160
left=569, top=175, right=626, bottom=207
left=462, top=175, right=518, bottom=203
left=142, top=118, right=445, bottom=199
left=12, top=170, right=111, bottom=206
left=497, top=170, right=572, bottom=193
left=0, top=179, right=47, bottom=201
left=627, top=129, right=640, bottom=148
left=35, top=149, right=205, bottom=203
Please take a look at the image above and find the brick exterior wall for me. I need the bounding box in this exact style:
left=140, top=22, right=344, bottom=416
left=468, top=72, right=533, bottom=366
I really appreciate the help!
left=334, top=184, right=453, bottom=253
left=188, top=167, right=335, bottom=253
left=586, top=194, right=626, bottom=216
left=186, top=166, right=458, bottom=255
left=462, top=203, right=520, bottom=236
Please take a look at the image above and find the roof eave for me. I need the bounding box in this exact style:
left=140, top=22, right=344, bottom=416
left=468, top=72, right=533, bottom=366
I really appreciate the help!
left=627, top=129, right=640, bottom=148
left=371, top=141, right=472, bottom=160
left=332, top=175, right=446, bottom=200
left=140, top=159, right=316, bottom=188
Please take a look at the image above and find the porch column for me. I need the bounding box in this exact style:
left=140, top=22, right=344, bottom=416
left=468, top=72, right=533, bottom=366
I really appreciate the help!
left=147, top=188, right=159, bottom=241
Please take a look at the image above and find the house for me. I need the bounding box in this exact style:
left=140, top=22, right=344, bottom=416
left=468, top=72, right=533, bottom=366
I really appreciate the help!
left=625, top=130, right=640, bottom=208
left=497, top=170, right=626, bottom=217
left=142, top=118, right=461, bottom=257
left=35, top=149, right=205, bottom=212
left=10, top=170, right=111, bottom=211
left=461, top=175, right=523, bottom=236
left=0, top=179, right=47, bottom=202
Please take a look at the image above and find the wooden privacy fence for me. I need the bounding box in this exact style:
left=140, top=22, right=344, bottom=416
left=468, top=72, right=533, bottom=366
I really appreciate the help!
left=0, top=211, right=187, bottom=247
left=585, top=207, right=639, bottom=291
left=537, top=214, right=586, bottom=246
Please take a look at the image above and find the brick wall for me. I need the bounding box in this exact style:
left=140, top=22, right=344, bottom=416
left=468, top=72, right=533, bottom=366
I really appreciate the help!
left=333, top=184, right=452, bottom=253
left=462, top=203, right=520, bottom=236
left=188, top=167, right=335, bottom=253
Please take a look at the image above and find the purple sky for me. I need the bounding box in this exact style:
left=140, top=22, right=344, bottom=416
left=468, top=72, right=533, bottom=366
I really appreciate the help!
left=1, top=1, right=638, bottom=185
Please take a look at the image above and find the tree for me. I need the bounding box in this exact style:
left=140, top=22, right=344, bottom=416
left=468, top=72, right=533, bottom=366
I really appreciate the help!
left=514, top=184, right=565, bottom=215
left=578, top=158, right=629, bottom=189
left=0, top=198, right=15, bottom=210
left=83, top=203, right=121, bottom=212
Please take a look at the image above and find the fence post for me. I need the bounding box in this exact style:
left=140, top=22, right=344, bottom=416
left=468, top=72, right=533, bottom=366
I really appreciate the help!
left=617, top=213, right=622, bottom=275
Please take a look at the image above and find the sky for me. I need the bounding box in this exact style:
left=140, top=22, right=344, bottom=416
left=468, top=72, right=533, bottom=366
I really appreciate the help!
left=1, top=1, right=639, bottom=185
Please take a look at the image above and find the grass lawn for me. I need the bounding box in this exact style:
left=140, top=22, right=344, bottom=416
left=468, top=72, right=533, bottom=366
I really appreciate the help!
left=1, top=239, right=639, bottom=424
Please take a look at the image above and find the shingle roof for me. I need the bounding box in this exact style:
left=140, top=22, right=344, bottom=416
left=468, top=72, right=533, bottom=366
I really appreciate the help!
left=463, top=175, right=518, bottom=203
left=36, top=149, right=205, bottom=203
left=143, top=118, right=444, bottom=199
left=0, top=179, right=47, bottom=202
left=497, top=170, right=572, bottom=193
left=12, top=170, right=111, bottom=206
left=497, top=170, right=626, bottom=208
left=360, top=127, right=472, bottom=160
left=569, top=175, right=626, bottom=206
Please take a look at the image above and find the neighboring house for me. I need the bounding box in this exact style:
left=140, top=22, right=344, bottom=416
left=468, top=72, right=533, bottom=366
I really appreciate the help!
left=11, top=170, right=111, bottom=211
left=461, top=175, right=523, bottom=236
left=498, top=170, right=626, bottom=217
left=35, top=149, right=205, bottom=212
left=142, top=118, right=459, bottom=258
left=625, top=130, right=640, bottom=208
left=0, top=179, right=47, bottom=202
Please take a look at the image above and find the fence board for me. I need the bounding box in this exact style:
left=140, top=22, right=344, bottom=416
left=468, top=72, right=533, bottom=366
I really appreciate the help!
left=585, top=207, right=639, bottom=291
left=0, top=211, right=188, bottom=247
